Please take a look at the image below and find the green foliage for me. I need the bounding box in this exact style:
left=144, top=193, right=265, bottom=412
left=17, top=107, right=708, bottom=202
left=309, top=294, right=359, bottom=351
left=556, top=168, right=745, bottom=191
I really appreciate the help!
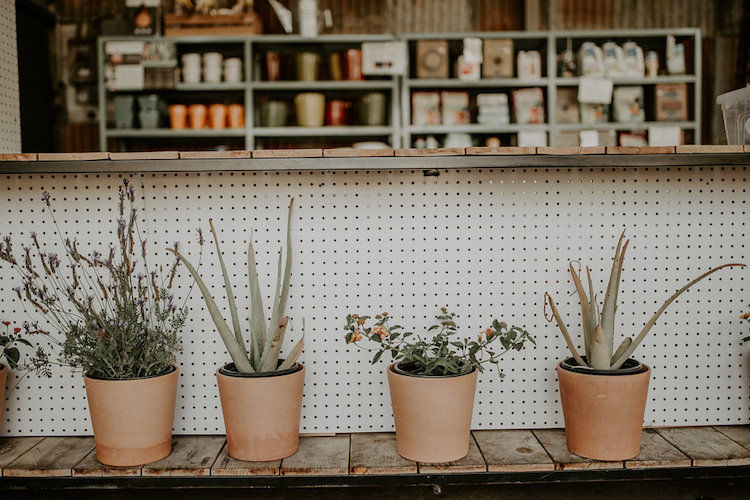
left=0, top=321, right=32, bottom=370
left=545, top=231, right=746, bottom=370
left=168, top=199, right=304, bottom=374
left=741, top=312, right=750, bottom=343
left=344, top=308, right=534, bottom=378
left=0, top=179, right=189, bottom=379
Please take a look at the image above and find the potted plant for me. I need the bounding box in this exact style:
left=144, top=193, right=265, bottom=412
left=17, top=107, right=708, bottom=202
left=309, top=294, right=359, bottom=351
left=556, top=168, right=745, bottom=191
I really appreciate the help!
left=345, top=308, right=533, bottom=463
left=544, top=231, right=745, bottom=461
left=169, top=198, right=304, bottom=462
left=0, top=320, right=38, bottom=429
left=0, top=179, right=189, bottom=466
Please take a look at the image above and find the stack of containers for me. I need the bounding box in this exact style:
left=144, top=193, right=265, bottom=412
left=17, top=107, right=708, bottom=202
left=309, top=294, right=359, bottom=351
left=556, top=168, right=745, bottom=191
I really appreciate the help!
left=203, top=52, right=223, bottom=83
left=181, top=53, right=201, bottom=83
left=477, top=93, right=510, bottom=124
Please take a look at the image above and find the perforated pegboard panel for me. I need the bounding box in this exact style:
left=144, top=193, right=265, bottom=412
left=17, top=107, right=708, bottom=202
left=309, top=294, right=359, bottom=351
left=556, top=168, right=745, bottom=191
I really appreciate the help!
left=0, top=0, right=20, bottom=153
left=0, top=166, right=748, bottom=436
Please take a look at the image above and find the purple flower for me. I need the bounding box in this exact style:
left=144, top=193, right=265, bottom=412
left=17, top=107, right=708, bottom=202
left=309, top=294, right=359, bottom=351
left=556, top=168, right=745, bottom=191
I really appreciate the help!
left=30, top=231, right=37, bottom=240
left=119, top=320, right=129, bottom=330
left=3, top=235, right=10, bottom=245
left=173, top=241, right=180, bottom=252
left=22, top=321, right=29, bottom=331
left=196, top=228, right=204, bottom=245
left=117, top=218, right=126, bottom=230
left=137, top=273, right=145, bottom=281
left=47, top=253, right=59, bottom=267
left=41, top=192, right=51, bottom=206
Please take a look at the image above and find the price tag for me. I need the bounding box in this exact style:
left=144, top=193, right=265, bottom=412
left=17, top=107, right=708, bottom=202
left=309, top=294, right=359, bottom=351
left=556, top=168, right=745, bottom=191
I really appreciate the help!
left=578, top=77, right=614, bottom=104
left=648, top=126, right=682, bottom=146
left=362, top=42, right=408, bottom=75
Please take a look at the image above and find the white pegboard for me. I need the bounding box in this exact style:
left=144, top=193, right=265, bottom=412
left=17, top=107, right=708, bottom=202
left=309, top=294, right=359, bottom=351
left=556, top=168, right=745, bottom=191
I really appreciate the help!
left=0, top=166, right=748, bottom=436
left=0, top=0, right=19, bottom=153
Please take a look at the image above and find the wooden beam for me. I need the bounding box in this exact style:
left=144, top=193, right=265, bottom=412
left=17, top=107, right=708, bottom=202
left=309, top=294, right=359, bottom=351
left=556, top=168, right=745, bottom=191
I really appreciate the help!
left=0, top=437, right=45, bottom=469
left=418, top=435, right=486, bottom=473
left=532, top=429, right=624, bottom=470
left=625, top=429, right=691, bottom=469
left=281, top=435, right=350, bottom=476
left=656, top=427, right=750, bottom=466
left=473, top=429, right=555, bottom=472
left=3, top=437, right=94, bottom=477
left=142, top=436, right=225, bottom=477
left=211, top=443, right=281, bottom=476
left=349, top=433, right=417, bottom=475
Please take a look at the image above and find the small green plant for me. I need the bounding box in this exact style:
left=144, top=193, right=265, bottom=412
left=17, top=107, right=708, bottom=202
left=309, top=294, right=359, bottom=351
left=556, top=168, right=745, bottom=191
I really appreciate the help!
left=168, top=199, right=303, bottom=374
left=741, top=312, right=750, bottom=343
left=0, top=321, right=32, bottom=371
left=544, top=231, right=746, bottom=370
left=0, top=179, right=188, bottom=379
left=344, top=308, right=533, bottom=377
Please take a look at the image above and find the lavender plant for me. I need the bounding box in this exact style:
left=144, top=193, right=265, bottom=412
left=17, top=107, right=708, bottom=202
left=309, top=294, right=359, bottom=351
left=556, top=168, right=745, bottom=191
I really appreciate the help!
left=0, top=179, right=189, bottom=379
left=345, top=308, right=534, bottom=377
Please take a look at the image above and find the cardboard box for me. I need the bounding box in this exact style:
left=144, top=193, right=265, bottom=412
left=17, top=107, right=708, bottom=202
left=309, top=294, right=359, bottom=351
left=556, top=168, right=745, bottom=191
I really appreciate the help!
left=483, top=39, right=513, bottom=78
left=441, top=91, right=470, bottom=125
left=416, top=40, right=449, bottom=79
left=655, top=83, right=688, bottom=121
left=412, top=92, right=441, bottom=125
left=580, top=102, right=609, bottom=124
left=512, top=87, right=545, bottom=124
left=556, top=88, right=579, bottom=123
left=612, top=86, right=645, bottom=123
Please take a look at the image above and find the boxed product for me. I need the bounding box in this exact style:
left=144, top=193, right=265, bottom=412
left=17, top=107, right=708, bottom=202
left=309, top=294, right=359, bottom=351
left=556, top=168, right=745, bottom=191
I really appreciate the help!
left=412, top=92, right=441, bottom=125
left=619, top=131, right=648, bottom=147
left=457, top=38, right=482, bottom=81
left=655, top=83, right=688, bottom=121
left=512, top=87, right=545, bottom=124
left=483, top=39, right=513, bottom=78
left=580, top=102, right=609, bottom=124
left=477, top=93, right=510, bottom=124
left=578, top=42, right=605, bottom=76
left=556, top=88, right=579, bottom=123
left=612, top=86, right=645, bottom=123
left=517, top=50, right=542, bottom=79
left=441, top=91, right=470, bottom=125
left=416, top=40, right=449, bottom=79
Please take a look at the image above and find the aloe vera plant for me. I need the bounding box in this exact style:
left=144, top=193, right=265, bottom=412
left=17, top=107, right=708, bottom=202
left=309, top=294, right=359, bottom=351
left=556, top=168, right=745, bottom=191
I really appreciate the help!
left=168, top=199, right=303, bottom=374
left=545, top=231, right=745, bottom=370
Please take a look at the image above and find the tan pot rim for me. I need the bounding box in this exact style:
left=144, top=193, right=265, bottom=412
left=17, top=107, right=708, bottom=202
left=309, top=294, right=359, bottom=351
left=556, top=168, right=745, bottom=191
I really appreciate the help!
left=559, top=356, right=645, bottom=376
left=388, top=361, right=477, bottom=379
left=83, top=364, right=177, bottom=382
left=217, top=361, right=305, bottom=379
left=557, top=360, right=651, bottom=378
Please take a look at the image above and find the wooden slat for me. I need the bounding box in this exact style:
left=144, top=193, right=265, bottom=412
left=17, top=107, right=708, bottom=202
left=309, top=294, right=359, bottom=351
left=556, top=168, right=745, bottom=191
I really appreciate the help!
left=37, top=152, right=109, bottom=161
left=281, top=435, right=350, bottom=476
left=606, top=146, right=676, bottom=154
left=323, top=148, right=395, bottom=157
left=625, top=429, right=691, bottom=469
left=179, top=150, right=253, bottom=159
left=473, top=429, right=554, bottom=472
left=252, top=149, right=323, bottom=158
left=211, top=443, right=281, bottom=476
left=349, top=433, right=417, bottom=475
left=714, top=425, right=750, bottom=450
left=0, top=437, right=45, bottom=469
left=3, top=437, right=95, bottom=477
left=0, top=153, right=37, bottom=161
left=418, top=435, right=486, bottom=473
left=675, top=145, right=745, bottom=154
left=73, top=449, right=142, bottom=477
left=466, top=146, right=537, bottom=155
left=394, top=148, right=465, bottom=157
left=109, top=151, right=180, bottom=160
left=656, top=427, right=750, bottom=467
left=532, top=429, right=623, bottom=470
left=538, top=146, right=606, bottom=155
left=142, top=436, right=225, bottom=477
left=745, top=145, right=750, bottom=153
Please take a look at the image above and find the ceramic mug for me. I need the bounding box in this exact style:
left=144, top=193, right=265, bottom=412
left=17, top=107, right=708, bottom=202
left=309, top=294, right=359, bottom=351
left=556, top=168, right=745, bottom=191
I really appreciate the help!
left=328, top=53, right=343, bottom=81
left=223, top=58, right=243, bottom=83
left=227, top=103, right=245, bottom=128
left=359, top=92, right=386, bottom=126
left=296, top=52, right=320, bottom=81
left=294, top=93, right=325, bottom=127
left=188, top=104, right=207, bottom=129
left=260, top=100, right=289, bottom=127
left=169, top=104, right=188, bottom=129
left=208, top=104, right=227, bottom=129
left=265, top=51, right=280, bottom=81
left=344, top=49, right=363, bottom=81
left=325, top=100, right=349, bottom=126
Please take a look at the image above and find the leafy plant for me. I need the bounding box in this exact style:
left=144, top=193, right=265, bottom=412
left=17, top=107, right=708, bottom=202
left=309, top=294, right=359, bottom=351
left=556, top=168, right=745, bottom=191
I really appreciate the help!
left=344, top=308, right=533, bottom=377
left=741, top=312, right=750, bottom=343
left=544, top=231, right=746, bottom=370
left=168, top=199, right=303, bottom=374
left=0, top=321, right=32, bottom=370
left=0, top=179, right=188, bottom=379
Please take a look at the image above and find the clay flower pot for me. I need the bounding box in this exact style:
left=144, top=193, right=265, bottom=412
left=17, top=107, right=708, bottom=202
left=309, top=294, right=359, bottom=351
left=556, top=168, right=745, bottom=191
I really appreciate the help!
left=216, top=362, right=305, bottom=461
left=84, top=366, right=178, bottom=466
left=557, top=358, right=651, bottom=461
left=387, top=362, right=478, bottom=463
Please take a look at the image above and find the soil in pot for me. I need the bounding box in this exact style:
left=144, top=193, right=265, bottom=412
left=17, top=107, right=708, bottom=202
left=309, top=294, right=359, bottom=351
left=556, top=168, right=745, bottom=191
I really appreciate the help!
left=84, top=365, right=178, bottom=467
left=216, top=361, right=305, bottom=462
left=557, top=357, right=651, bottom=461
left=387, top=361, right=478, bottom=463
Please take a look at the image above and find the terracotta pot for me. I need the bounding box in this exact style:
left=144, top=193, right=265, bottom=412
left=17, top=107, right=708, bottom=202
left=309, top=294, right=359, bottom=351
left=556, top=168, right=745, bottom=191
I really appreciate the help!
left=216, top=362, right=305, bottom=461
left=208, top=104, right=227, bottom=129
left=169, top=104, right=187, bottom=129
left=0, top=363, right=6, bottom=429
left=387, top=362, right=477, bottom=463
left=557, top=360, right=651, bottom=461
left=227, top=104, right=245, bottom=128
left=84, top=366, right=178, bottom=466
left=188, top=104, right=207, bottom=129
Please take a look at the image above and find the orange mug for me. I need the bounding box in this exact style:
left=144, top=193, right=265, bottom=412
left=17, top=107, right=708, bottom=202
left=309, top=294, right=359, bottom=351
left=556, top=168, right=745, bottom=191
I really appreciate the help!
left=169, top=104, right=187, bottom=129
left=227, top=103, right=245, bottom=128
left=208, top=104, right=227, bottom=129
left=188, top=104, right=207, bottom=129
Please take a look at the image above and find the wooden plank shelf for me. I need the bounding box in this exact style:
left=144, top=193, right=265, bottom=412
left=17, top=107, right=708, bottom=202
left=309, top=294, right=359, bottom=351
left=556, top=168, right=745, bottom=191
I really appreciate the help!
left=1, top=427, right=749, bottom=488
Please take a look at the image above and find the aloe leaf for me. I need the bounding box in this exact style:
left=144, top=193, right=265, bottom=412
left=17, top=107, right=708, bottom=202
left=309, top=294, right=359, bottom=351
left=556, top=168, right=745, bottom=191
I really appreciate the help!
left=546, top=293, right=588, bottom=367
left=259, top=316, right=289, bottom=372
left=611, top=337, right=632, bottom=367
left=589, top=325, right=610, bottom=370
left=569, top=262, right=592, bottom=362
left=247, top=236, right=267, bottom=368
left=586, top=267, right=597, bottom=360
left=279, top=318, right=305, bottom=371
left=209, top=219, right=243, bottom=351
left=270, top=198, right=294, bottom=332
left=167, top=248, right=253, bottom=373
left=600, top=232, right=628, bottom=363
left=611, top=263, right=746, bottom=369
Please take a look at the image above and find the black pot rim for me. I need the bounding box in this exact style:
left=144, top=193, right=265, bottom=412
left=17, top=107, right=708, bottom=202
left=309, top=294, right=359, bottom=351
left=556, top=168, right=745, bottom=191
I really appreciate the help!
left=390, top=360, right=477, bottom=378
left=560, top=356, right=644, bottom=376
left=219, top=360, right=303, bottom=378
left=84, top=364, right=177, bottom=381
